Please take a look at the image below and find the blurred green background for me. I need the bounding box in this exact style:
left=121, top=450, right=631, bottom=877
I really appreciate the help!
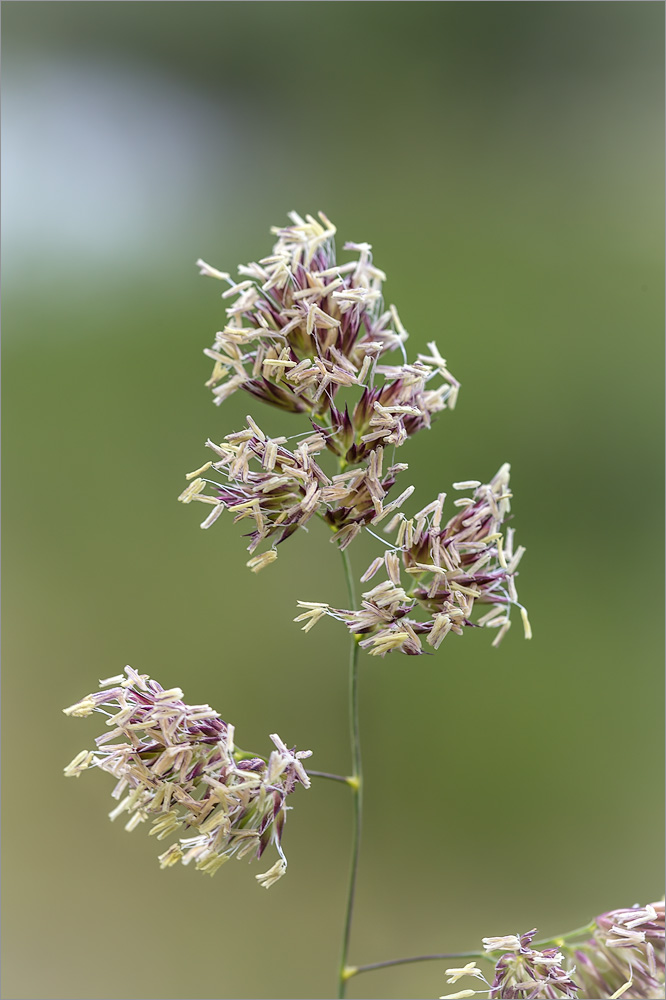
left=2, top=3, right=663, bottom=999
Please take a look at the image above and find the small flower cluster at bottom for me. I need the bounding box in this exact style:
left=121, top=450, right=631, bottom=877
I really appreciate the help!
left=575, top=902, right=665, bottom=1000
left=439, top=931, right=579, bottom=1000
left=439, top=902, right=664, bottom=999
left=64, top=666, right=311, bottom=887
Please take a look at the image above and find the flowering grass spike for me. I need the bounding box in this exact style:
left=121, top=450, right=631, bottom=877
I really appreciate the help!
left=297, top=464, right=530, bottom=654
left=184, top=212, right=460, bottom=569
left=437, top=903, right=665, bottom=999
left=575, top=901, right=665, bottom=999
left=64, top=666, right=311, bottom=884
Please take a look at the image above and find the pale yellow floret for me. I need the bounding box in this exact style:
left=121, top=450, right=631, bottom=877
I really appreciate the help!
left=389, top=304, right=408, bottom=341
left=153, top=687, right=185, bottom=702
left=221, top=280, right=254, bottom=300
left=262, top=357, right=297, bottom=373
left=195, top=852, right=229, bottom=877
left=185, top=462, right=212, bottom=481
left=385, top=551, right=401, bottom=585
left=158, top=844, right=184, bottom=868
left=366, top=630, right=409, bottom=655
left=178, top=478, right=207, bottom=504
left=63, top=750, right=95, bottom=777
left=507, top=545, right=526, bottom=574
left=149, top=811, right=181, bottom=841
left=124, top=810, right=147, bottom=832
left=371, top=486, right=415, bottom=525
left=491, top=620, right=512, bottom=647
left=246, top=550, right=278, bottom=573
left=444, top=962, right=486, bottom=985
left=196, top=259, right=230, bottom=281
left=293, top=603, right=329, bottom=632
left=482, top=934, right=522, bottom=953
left=246, top=414, right=266, bottom=440
left=98, top=673, right=125, bottom=686
left=427, top=614, right=452, bottom=649
left=610, top=979, right=634, bottom=999
left=63, top=697, right=97, bottom=717
left=360, top=557, right=384, bottom=583
left=200, top=503, right=225, bottom=529
left=255, top=858, right=287, bottom=889
left=477, top=604, right=504, bottom=625
left=520, top=605, right=532, bottom=640
left=228, top=498, right=260, bottom=512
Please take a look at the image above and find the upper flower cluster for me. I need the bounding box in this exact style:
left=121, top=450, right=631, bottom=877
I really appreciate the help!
left=184, top=212, right=529, bottom=653
left=196, top=212, right=459, bottom=464
left=64, top=666, right=311, bottom=886
left=296, top=464, right=531, bottom=653
left=183, top=213, right=460, bottom=568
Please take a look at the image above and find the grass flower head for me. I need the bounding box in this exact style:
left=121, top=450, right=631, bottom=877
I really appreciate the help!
left=64, top=666, right=311, bottom=884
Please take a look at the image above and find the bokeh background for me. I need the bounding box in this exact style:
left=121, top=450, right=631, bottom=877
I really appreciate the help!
left=3, top=4, right=664, bottom=999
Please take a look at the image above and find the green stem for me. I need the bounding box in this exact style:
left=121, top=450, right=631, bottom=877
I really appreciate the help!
left=309, top=770, right=353, bottom=784
left=232, top=747, right=264, bottom=762
left=338, top=547, right=362, bottom=1000
left=346, top=951, right=488, bottom=979
left=343, top=921, right=598, bottom=981
left=533, top=921, right=596, bottom=950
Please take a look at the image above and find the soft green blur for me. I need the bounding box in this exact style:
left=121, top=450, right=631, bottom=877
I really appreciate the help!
left=2, top=4, right=663, bottom=999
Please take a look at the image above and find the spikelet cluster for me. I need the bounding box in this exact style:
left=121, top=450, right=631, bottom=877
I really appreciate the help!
left=439, top=902, right=664, bottom=999
left=183, top=212, right=459, bottom=569
left=196, top=212, right=458, bottom=434
left=296, top=464, right=530, bottom=654
left=439, top=935, right=579, bottom=1000
left=64, top=666, right=311, bottom=886
left=574, top=901, right=665, bottom=999
left=483, top=930, right=580, bottom=999
left=179, top=421, right=410, bottom=568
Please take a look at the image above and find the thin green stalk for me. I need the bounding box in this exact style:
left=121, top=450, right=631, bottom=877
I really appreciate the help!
left=232, top=746, right=264, bottom=762
left=309, top=770, right=353, bottom=784
left=338, top=547, right=362, bottom=1000
left=533, top=921, right=596, bottom=950
left=342, top=921, right=598, bottom=981
left=345, top=951, right=488, bottom=979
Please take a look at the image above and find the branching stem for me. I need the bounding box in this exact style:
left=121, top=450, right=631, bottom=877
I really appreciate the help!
left=346, top=951, right=488, bottom=979
left=343, top=922, right=598, bottom=982
left=309, top=770, right=353, bottom=784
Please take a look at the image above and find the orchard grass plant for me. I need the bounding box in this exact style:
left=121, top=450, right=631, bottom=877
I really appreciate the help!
left=65, top=213, right=664, bottom=1000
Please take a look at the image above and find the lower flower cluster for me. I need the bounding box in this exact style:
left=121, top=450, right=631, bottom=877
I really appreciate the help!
left=64, top=666, right=311, bottom=886
left=482, top=930, right=580, bottom=999
left=440, top=901, right=665, bottom=1000
left=575, top=902, right=665, bottom=1000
